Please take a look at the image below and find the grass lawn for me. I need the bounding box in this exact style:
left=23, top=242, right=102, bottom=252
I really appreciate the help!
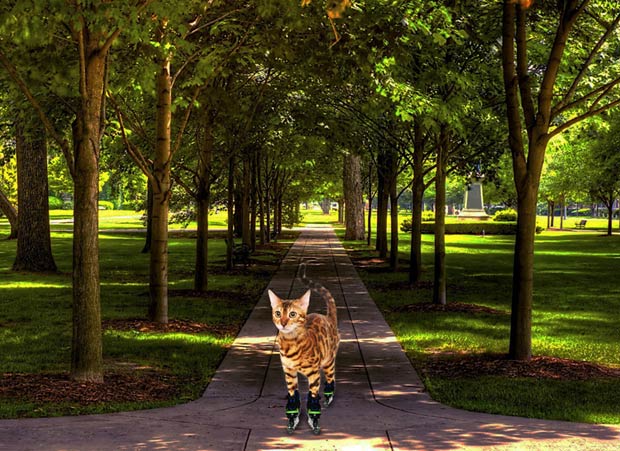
left=337, top=213, right=620, bottom=424
left=1, top=207, right=619, bottom=422
left=0, top=215, right=296, bottom=418
left=42, top=209, right=231, bottom=232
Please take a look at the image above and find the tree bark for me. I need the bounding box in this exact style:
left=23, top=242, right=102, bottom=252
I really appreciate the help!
left=148, top=57, right=172, bottom=324
left=71, top=42, right=107, bottom=382
left=409, top=120, right=425, bottom=284
left=376, top=150, right=391, bottom=258
left=337, top=196, right=344, bottom=224
left=194, top=113, right=213, bottom=293
left=432, top=129, right=447, bottom=306
left=226, top=155, right=235, bottom=270
left=0, top=187, right=17, bottom=240
left=559, top=195, right=564, bottom=230
left=257, top=156, right=266, bottom=245
left=142, top=180, right=153, bottom=254
left=320, top=198, right=330, bottom=214
left=606, top=194, right=614, bottom=236
left=367, top=164, right=373, bottom=246
left=250, top=152, right=258, bottom=251
left=344, top=153, right=365, bottom=240
left=241, top=154, right=251, bottom=246
left=389, top=176, right=399, bottom=271
left=509, top=181, right=538, bottom=360
left=13, top=117, right=56, bottom=271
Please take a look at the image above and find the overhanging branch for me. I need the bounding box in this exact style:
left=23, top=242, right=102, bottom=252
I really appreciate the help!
left=0, top=46, right=74, bottom=178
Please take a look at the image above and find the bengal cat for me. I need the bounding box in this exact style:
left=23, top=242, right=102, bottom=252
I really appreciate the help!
left=268, top=265, right=339, bottom=434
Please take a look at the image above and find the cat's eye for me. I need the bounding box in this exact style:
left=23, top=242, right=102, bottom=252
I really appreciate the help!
left=289, top=311, right=297, bottom=318
left=275, top=311, right=281, bottom=318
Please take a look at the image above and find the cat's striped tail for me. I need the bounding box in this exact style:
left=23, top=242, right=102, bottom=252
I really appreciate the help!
left=298, top=262, right=337, bottom=326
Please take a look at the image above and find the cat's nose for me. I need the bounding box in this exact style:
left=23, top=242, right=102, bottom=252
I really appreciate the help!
left=281, top=317, right=289, bottom=327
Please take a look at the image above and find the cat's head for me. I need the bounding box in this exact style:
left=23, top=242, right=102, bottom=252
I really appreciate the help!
left=268, top=289, right=310, bottom=334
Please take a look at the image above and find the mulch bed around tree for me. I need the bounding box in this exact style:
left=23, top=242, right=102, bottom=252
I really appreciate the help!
left=422, top=353, right=620, bottom=381
left=1, top=317, right=226, bottom=409
left=102, top=318, right=238, bottom=337
left=0, top=371, right=182, bottom=405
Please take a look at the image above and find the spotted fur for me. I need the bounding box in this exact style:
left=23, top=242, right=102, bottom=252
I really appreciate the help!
left=268, top=280, right=339, bottom=400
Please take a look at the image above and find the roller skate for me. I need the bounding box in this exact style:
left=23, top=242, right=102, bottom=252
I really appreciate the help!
left=307, top=393, right=321, bottom=435
left=285, top=390, right=300, bottom=434
left=323, top=381, right=335, bottom=407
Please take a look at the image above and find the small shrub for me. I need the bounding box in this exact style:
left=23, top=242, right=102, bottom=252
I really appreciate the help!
left=536, top=225, right=544, bottom=234
left=62, top=200, right=73, bottom=210
left=401, top=211, right=435, bottom=233
left=121, top=200, right=144, bottom=211
left=421, top=222, right=518, bottom=235
left=170, top=209, right=194, bottom=227
left=577, top=208, right=591, bottom=216
left=48, top=196, right=63, bottom=209
left=401, top=218, right=412, bottom=233
left=422, top=210, right=435, bottom=221
left=493, top=208, right=517, bottom=222
left=98, top=200, right=115, bottom=210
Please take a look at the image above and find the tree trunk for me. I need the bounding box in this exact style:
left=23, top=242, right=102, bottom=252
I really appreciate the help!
left=337, top=196, right=344, bottom=224
left=502, top=1, right=576, bottom=361
left=367, top=164, right=373, bottom=246
left=195, top=195, right=210, bottom=291
left=142, top=179, right=153, bottom=253
left=432, top=130, right=447, bottom=306
left=277, top=195, right=283, bottom=234
left=250, top=153, right=258, bottom=251
left=344, top=153, right=365, bottom=240
left=194, top=113, right=213, bottom=293
left=241, top=155, right=251, bottom=246
left=509, top=182, right=538, bottom=360
left=226, top=155, right=234, bottom=270
left=320, top=198, right=330, bottom=214
left=148, top=58, right=172, bottom=324
left=607, top=196, right=614, bottom=236
left=257, top=157, right=266, bottom=245
left=71, top=45, right=107, bottom=382
left=559, top=195, right=564, bottom=230
left=233, top=188, right=243, bottom=238
left=0, top=188, right=17, bottom=239
left=265, top=184, right=271, bottom=243
left=389, top=179, right=399, bottom=271
left=409, top=121, right=425, bottom=284
left=13, top=117, right=56, bottom=271
left=376, top=150, right=391, bottom=258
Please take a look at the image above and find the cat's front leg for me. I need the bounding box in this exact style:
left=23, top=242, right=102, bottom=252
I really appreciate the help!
left=306, top=369, right=322, bottom=435
left=283, top=364, right=299, bottom=395
left=283, top=365, right=301, bottom=434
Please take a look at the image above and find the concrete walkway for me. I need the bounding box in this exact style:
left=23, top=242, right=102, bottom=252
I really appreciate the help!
left=2, top=226, right=619, bottom=450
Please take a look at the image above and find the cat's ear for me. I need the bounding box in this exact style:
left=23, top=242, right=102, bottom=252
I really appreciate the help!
left=298, top=289, right=311, bottom=312
left=268, top=289, right=281, bottom=309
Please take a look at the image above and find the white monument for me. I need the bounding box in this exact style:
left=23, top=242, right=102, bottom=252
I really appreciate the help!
left=458, top=165, right=489, bottom=220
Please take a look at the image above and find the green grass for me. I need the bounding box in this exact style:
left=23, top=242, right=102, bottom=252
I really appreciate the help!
left=0, top=217, right=296, bottom=418
left=338, top=215, right=620, bottom=424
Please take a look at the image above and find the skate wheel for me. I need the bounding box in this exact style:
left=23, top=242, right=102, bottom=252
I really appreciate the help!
left=308, top=417, right=321, bottom=435
left=287, top=415, right=299, bottom=434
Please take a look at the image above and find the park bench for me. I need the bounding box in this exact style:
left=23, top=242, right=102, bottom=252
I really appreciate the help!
left=225, top=238, right=253, bottom=266
left=574, top=219, right=587, bottom=229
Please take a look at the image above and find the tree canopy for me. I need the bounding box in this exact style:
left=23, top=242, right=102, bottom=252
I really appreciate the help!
left=2, top=0, right=620, bottom=379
